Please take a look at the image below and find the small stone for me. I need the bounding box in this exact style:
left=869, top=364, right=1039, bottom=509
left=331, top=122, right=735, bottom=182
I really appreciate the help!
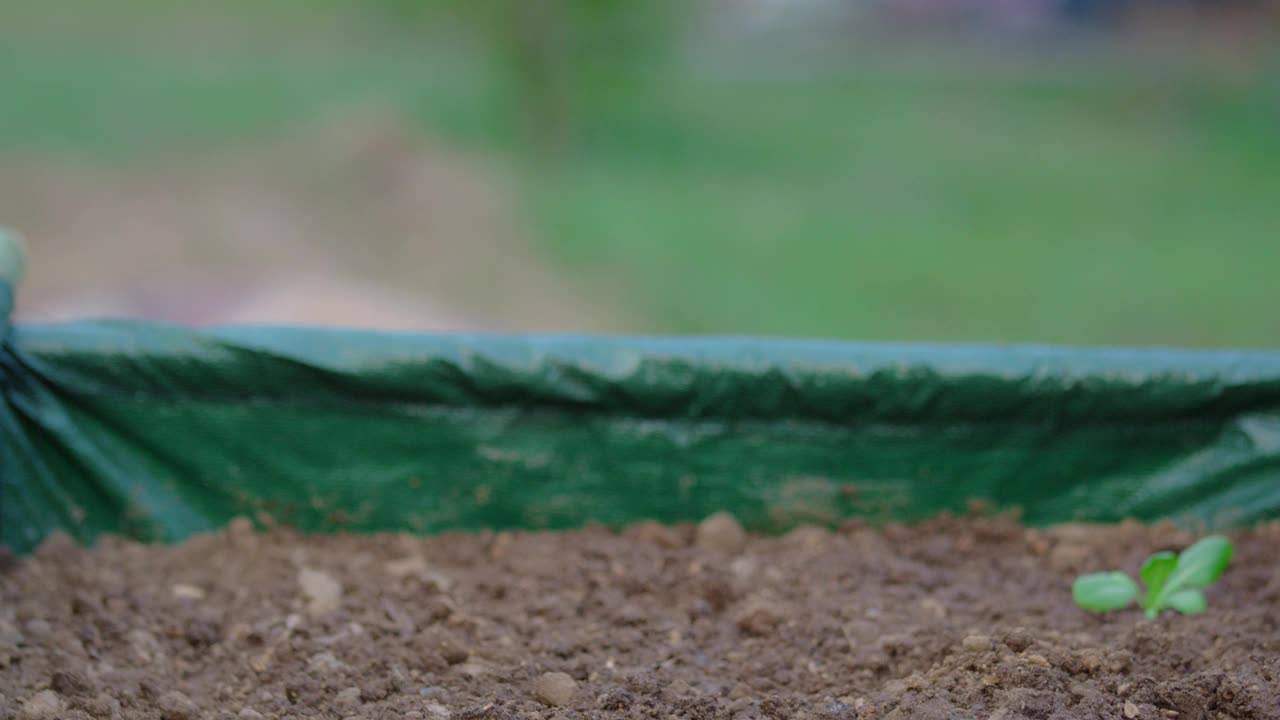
left=336, top=687, right=362, bottom=707
left=533, top=672, right=578, bottom=707
left=128, top=629, right=163, bottom=663
left=919, top=597, right=947, bottom=619
left=50, top=670, right=94, bottom=697
left=185, top=618, right=222, bottom=647
left=696, top=512, right=747, bottom=555
left=1002, top=627, right=1034, bottom=653
left=384, top=557, right=454, bottom=591
left=664, top=678, right=694, bottom=700
left=962, top=634, right=992, bottom=652
left=733, top=597, right=787, bottom=637
left=227, top=517, right=256, bottom=548
left=17, top=690, right=64, bottom=720
left=157, top=690, right=199, bottom=720
left=385, top=556, right=429, bottom=578
left=623, top=520, right=685, bottom=548
left=308, top=651, right=346, bottom=674
left=1025, top=653, right=1051, bottom=668
left=437, top=636, right=470, bottom=665
left=171, top=584, right=206, bottom=600
left=298, top=568, right=343, bottom=616
left=782, top=525, right=830, bottom=550
left=422, top=702, right=451, bottom=720
left=238, top=710, right=264, bottom=720
left=35, top=530, right=79, bottom=560
left=1124, top=700, right=1140, bottom=719
left=729, top=556, right=757, bottom=584
left=596, top=688, right=635, bottom=711
left=250, top=647, right=276, bottom=673
left=24, top=619, right=52, bottom=639
left=83, top=692, right=121, bottom=719
left=1048, top=543, right=1092, bottom=574
left=0, top=615, right=23, bottom=645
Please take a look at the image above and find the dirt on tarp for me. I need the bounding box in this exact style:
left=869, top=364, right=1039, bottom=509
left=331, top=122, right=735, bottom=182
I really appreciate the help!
left=2, top=514, right=1278, bottom=720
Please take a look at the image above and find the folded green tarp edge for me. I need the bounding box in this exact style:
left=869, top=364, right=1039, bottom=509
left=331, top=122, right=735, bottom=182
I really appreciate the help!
left=4, top=305, right=1280, bottom=554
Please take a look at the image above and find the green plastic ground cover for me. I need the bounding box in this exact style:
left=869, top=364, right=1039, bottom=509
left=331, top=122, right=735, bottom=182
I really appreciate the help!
left=4, top=307, right=1279, bottom=554
left=3, top=233, right=1279, bottom=553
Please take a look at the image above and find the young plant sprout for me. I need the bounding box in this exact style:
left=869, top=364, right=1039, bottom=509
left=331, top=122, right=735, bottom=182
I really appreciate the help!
left=1072, top=534, right=1233, bottom=619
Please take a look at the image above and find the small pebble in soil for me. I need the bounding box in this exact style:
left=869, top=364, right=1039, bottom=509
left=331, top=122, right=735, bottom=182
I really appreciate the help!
left=185, top=617, right=223, bottom=647
left=423, top=702, right=452, bottom=720
left=918, top=597, right=947, bottom=619
left=422, top=696, right=453, bottom=712
left=171, top=583, right=206, bottom=600
left=733, top=597, right=788, bottom=636
left=238, top=710, right=264, bottom=720
left=696, top=512, right=747, bottom=555
left=623, top=520, right=686, bottom=548
left=533, top=672, right=579, bottom=707
left=157, top=690, right=200, bottom=720
left=298, top=567, right=343, bottom=616
left=50, top=670, right=94, bottom=697
left=227, top=516, right=256, bottom=547
left=24, top=619, right=51, bottom=639
left=438, top=636, right=470, bottom=665
left=336, top=687, right=363, bottom=706
left=128, top=628, right=164, bottom=663
left=1048, top=542, right=1092, bottom=573
left=84, top=692, right=121, bottom=718
left=17, top=690, right=63, bottom=720
left=308, top=651, right=347, bottom=674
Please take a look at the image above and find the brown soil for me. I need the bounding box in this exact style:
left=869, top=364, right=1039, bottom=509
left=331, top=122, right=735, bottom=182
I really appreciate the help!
left=3, top=515, right=1278, bottom=720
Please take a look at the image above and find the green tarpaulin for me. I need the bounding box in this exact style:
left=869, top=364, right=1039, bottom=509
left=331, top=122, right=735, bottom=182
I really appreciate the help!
left=3, top=241, right=1279, bottom=554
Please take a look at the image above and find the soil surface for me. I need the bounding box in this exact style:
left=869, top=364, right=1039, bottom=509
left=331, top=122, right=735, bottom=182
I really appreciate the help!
left=3, top=514, right=1278, bottom=720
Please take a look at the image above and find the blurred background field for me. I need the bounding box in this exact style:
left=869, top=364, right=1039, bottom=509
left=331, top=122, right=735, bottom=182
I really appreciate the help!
left=2, top=0, right=1277, bottom=346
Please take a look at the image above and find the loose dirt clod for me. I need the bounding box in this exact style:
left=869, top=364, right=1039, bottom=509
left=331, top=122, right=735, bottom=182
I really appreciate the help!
left=298, top=567, right=343, bottom=616
left=171, top=583, right=206, bottom=600
left=695, top=512, right=747, bottom=554
left=422, top=701, right=451, bottom=720
left=533, top=672, right=578, bottom=707
left=337, top=687, right=363, bottom=707
left=157, top=690, right=199, bottom=720
left=2, top=518, right=1277, bottom=720
left=16, top=690, right=62, bottom=720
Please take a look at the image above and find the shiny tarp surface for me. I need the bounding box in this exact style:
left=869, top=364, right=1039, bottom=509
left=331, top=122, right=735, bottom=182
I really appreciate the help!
left=3, top=292, right=1279, bottom=553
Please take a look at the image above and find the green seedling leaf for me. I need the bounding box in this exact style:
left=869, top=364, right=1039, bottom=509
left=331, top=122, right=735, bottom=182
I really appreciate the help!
left=1165, top=535, right=1233, bottom=589
left=1072, top=571, right=1139, bottom=612
left=1147, top=535, right=1233, bottom=614
left=1139, top=551, right=1177, bottom=604
left=1073, top=534, right=1233, bottom=618
left=1165, top=588, right=1208, bottom=615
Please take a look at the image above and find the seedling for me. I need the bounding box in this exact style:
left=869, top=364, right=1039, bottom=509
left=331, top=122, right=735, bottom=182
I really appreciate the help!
left=1072, top=534, right=1233, bottom=619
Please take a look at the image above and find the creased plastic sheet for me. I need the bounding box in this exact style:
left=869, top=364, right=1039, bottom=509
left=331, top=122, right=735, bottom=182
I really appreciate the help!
left=3, top=314, right=1279, bottom=554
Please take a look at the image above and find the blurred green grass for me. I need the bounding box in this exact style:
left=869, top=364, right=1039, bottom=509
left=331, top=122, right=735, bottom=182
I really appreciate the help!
left=2, top=3, right=1277, bottom=347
